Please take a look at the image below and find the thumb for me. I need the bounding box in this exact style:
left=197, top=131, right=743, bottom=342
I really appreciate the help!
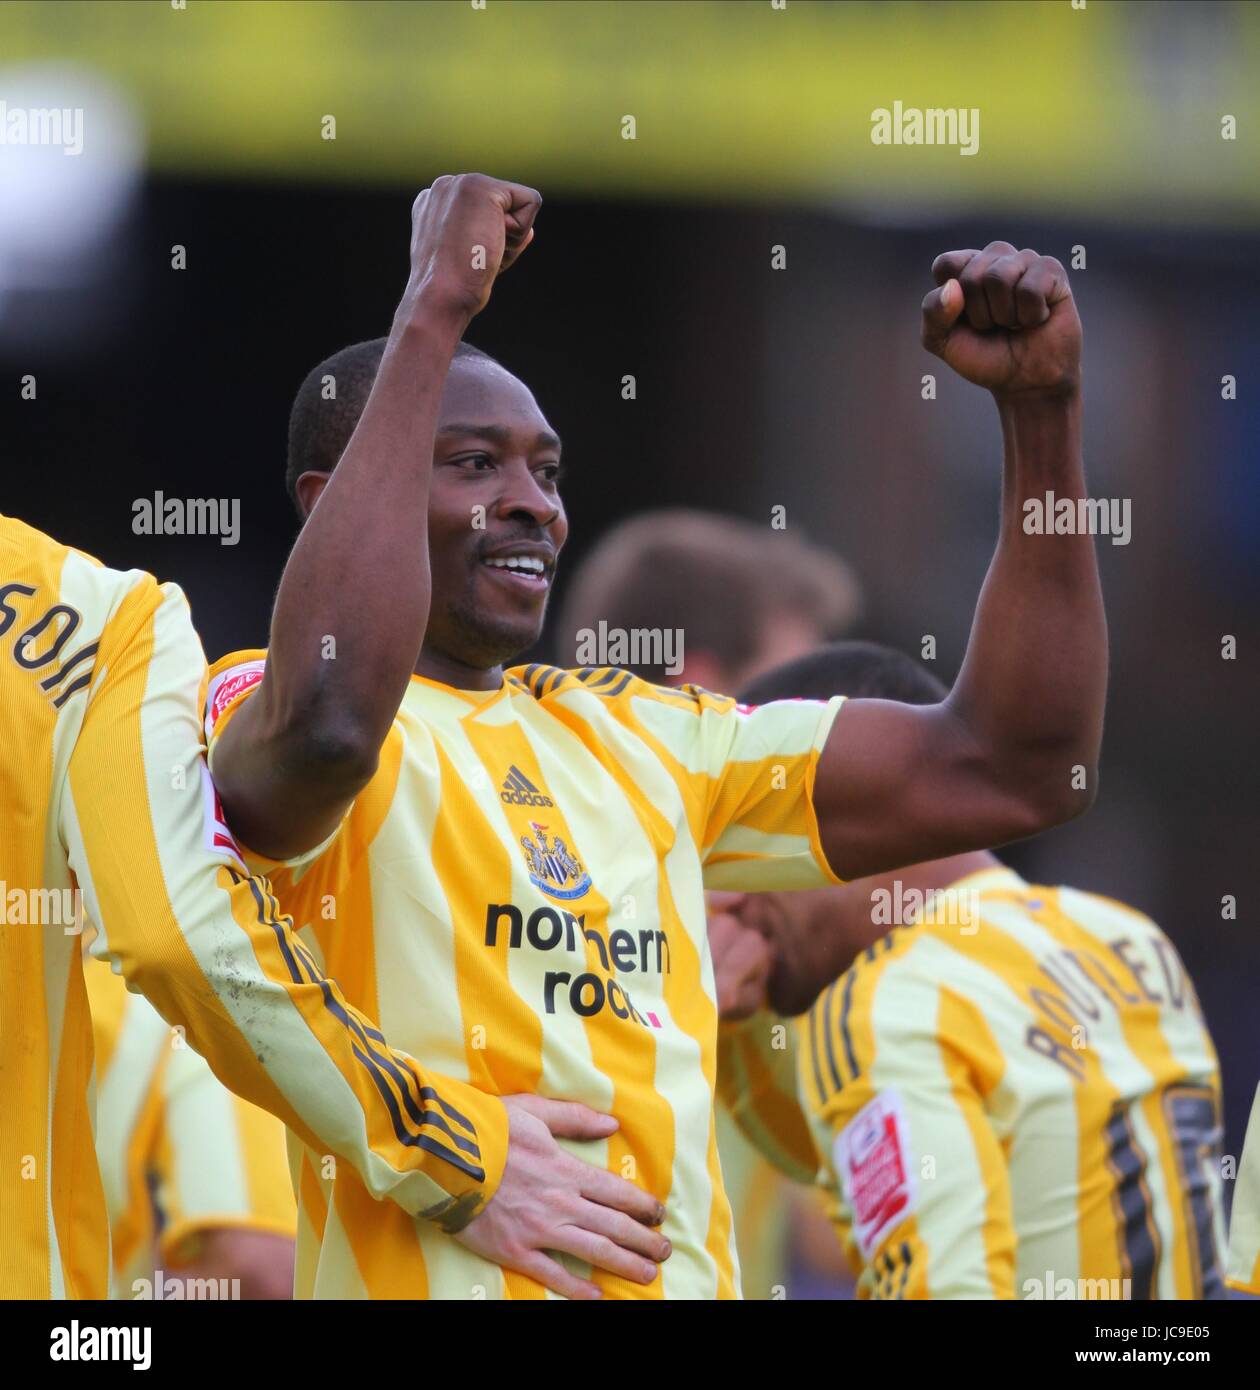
left=920, top=278, right=964, bottom=357
left=510, top=1095, right=620, bottom=1140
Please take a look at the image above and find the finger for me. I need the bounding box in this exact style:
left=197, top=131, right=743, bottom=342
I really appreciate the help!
left=575, top=1164, right=666, bottom=1226
left=724, top=929, right=771, bottom=991
left=1014, top=256, right=1070, bottom=327
left=707, top=913, right=738, bottom=960
left=514, top=1096, right=618, bottom=1141
left=723, top=948, right=769, bottom=1017
left=931, top=249, right=980, bottom=286
left=571, top=1199, right=672, bottom=1263
left=958, top=242, right=1014, bottom=331
left=499, top=185, right=541, bottom=273
left=920, top=279, right=965, bottom=357
left=499, top=225, right=534, bottom=274
left=981, top=250, right=1036, bottom=330
left=513, top=1249, right=603, bottom=1301
left=503, top=182, right=542, bottom=228
left=549, top=1226, right=662, bottom=1286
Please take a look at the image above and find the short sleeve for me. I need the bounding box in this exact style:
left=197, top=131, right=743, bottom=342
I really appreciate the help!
left=623, top=682, right=844, bottom=891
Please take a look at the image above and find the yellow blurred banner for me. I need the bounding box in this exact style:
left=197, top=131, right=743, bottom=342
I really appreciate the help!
left=1, top=0, right=1256, bottom=220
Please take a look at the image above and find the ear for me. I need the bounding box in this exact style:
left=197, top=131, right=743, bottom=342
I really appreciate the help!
left=294, top=471, right=332, bottom=520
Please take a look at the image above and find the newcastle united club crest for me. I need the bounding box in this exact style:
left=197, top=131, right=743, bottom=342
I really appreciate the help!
left=520, top=821, right=592, bottom=901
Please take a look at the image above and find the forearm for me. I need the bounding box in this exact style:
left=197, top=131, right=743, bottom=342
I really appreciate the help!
left=949, top=389, right=1106, bottom=812
left=257, top=292, right=467, bottom=771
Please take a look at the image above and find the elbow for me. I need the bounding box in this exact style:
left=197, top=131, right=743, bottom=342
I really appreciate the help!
left=1015, top=753, right=1099, bottom=836
left=299, top=725, right=381, bottom=790
left=276, top=717, right=381, bottom=794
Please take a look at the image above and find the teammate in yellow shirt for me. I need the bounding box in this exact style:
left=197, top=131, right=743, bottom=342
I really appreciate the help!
left=208, top=174, right=1108, bottom=1297
left=716, top=642, right=1226, bottom=1300
left=1227, top=1092, right=1260, bottom=1293
left=86, top=955, right=297, bottom=1299
left=0, top=512, right=667, bottom=1298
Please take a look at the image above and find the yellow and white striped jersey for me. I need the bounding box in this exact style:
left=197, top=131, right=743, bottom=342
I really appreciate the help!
left=794, top=867, right=1225, bottom=1299
left=0, top=514, right=508, bottom=1298
left=86, top=956, right=297, bottom=1297
left=715, top=1013, right=819, bottom=1300
left=1227, top=1086, right=1260, bottom=1294
left=206, top=652, right=843, bottom=1299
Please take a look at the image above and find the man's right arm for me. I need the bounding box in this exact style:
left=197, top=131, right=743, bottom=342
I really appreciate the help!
left=212, top=175, right=541, bottom=860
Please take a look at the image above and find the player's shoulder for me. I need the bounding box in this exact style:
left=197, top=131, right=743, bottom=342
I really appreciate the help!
left=508, top=663, right=740, bottom=714
left=803, top=931, right=940, bottom=1106
left=844, top=922, right=929, bottom=995
left=1, top=511, right=157, bottom=612
left=0, top=514, right=184, bottom=723
left=205, top=647, right=268, bottom=740
left=1049, top=881, right=1166, bottom=943
left=814, top=926, right=931, bottom=1055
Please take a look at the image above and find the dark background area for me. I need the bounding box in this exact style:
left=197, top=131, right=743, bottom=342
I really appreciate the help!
left=2, top=173, right=1258, bottom=1167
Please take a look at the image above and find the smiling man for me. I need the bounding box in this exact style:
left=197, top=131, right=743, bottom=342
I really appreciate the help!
left=206, top=173, right=1107, bottom=1298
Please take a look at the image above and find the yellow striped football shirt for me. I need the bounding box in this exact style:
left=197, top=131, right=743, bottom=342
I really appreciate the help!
left=795, top=867, right=1225, bottom=1299
left=715, top=1011, right=820, bottom=1299
left=206, top=652, right=843, bottom=1299
left=86, top=956, right=297, bottom=1297
left=1227, top=1087, right=1260, bottom=1293
left=0, top=513, right=508, bottom=1298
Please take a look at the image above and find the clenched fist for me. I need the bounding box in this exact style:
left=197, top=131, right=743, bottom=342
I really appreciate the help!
left=706, top=892, right=772, bottom=1021
left=921, top=243, right=1081, bottom=399
left=407, top=173, right=542, bottom=322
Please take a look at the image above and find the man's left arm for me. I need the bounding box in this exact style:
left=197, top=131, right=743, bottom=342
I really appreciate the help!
left=813, top=244, right=1106, bottom=880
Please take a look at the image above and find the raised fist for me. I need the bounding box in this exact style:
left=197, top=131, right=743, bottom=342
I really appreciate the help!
left=408, top=173, right=542, bottom=321
left=921, top=243, right=1081, bottom=398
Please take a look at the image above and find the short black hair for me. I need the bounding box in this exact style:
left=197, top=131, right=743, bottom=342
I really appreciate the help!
left=736, top=639, right=950, bottom=706
left=284, top=337, right=499, bottom=513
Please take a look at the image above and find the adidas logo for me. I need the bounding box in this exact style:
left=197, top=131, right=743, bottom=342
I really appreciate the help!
left=500, top=765, right=554, bottom=807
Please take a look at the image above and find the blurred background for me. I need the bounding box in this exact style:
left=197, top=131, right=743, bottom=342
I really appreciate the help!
left=2, top=0, right=1257, bottom=1296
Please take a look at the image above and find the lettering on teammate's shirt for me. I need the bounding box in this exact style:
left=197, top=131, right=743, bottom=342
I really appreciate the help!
left=0, top=580, right=97, bottom=708
left=1023, top=928, right=1193, bottom=1081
